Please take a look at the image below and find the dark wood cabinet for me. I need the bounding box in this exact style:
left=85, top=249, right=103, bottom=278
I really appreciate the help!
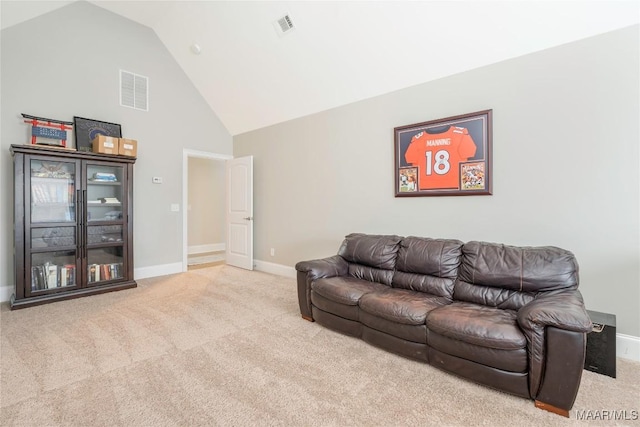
left=10, top=144, right=136, bottom=309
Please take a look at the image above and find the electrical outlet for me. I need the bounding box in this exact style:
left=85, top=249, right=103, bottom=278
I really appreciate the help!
left=270, top=248, right=275, bottom=256
left=170, top=204, right=179, bottom=212
left=152, top=177, right=163, bottom=184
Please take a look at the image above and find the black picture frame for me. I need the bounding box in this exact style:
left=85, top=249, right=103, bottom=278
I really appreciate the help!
left=73, top=116, right=122, bottom=152
left=394, top=110, right=493, bottom=197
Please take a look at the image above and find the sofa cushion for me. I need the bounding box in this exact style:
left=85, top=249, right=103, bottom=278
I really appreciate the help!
left=427, top=330, right=528, bottom=372
left=349, top=264, right=394, bottom=286
left=396, top=237, right=464, bottom=279
left=311, top=292, right=360, bottom=321
left=337, top=233, right=402, bottom=270
left=359, top=311, right=427, bottom=343
left=426, top=302, right=526, bottom=350
left=460, top=241, right=579, bottom=292
left=359, top=288, right=450, bottom=325
left=312, top=277, right=388, bottom=306
left=392, top=271, right=455, bottom=299
left=454, top=280, right=535, bottom=310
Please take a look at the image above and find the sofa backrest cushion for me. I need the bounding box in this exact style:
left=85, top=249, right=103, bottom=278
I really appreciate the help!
left=392, top=237, right=464, bottom=297
left=459, top=241, right=579, bottom=292
left=454, top=241, right=579, bottom=310
left=453, top=280, right=536, bottom=310
left=338, top=233, right=402, bottom=270
left=349, top=264, right=394, bottom=286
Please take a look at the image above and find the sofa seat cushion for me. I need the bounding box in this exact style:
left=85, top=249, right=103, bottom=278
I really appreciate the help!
left=312, top=277, right=388, bottom=306
left=360, top=311, right=427, bottom=343
left=359, top=288, right=450, bottom=326
left=426, top=302, right=526, bottom=350
left=427, top=330, right=528, bottom=372
left=311, top=292, right=360, bottom=321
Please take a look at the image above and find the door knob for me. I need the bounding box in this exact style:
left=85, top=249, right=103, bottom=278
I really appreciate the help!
left=243, top=216, right=253, bottom=220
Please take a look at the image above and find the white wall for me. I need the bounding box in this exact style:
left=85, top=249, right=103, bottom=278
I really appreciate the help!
left=234, top=25, right=640, bottom=337
left=0, top=1, right=232, bottom=295
left=188, top=157, right=225, bottom=248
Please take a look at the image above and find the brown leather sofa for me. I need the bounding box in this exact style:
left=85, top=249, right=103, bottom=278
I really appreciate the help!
left=296, top=233, right=592, bottom=417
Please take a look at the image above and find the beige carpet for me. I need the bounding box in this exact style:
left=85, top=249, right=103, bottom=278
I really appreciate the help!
left=1, top=265, right=638, bottom=426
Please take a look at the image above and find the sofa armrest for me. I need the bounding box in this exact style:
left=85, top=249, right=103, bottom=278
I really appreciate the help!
left=295, top=256, right=349, bottom=320
left=295, top=255, right=349, bottom=280
left=517, top=289, right=592, bottom=332
left=517, top=290, right=592, bottom=405
left=535, top=327, right=587, bottom=413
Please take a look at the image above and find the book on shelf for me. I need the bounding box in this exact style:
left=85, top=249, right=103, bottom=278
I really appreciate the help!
left=88, top=264, right=101, bottom=282
left=87, top=198, right=121, bottom=204
left=100, top=264, right=111, bottom=281
left=31, top=266, right=46, bottom=290
left=46, top=264, right=58, bottom=289
left=60, top=267, right=67, bottom=287
left=90, top=172, right=117, bottom=182
left=99, top=197, right=120, bottom=204
left=63, top=264, right=76, bottom=286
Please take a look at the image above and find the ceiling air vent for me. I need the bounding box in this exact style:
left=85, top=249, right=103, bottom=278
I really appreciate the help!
left=120, top=70, right=149, bottom=112
left=274, top=13, right=295, bottom=37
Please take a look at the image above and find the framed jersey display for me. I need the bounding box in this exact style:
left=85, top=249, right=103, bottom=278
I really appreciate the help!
left=394, top=110, right=492, bottom=197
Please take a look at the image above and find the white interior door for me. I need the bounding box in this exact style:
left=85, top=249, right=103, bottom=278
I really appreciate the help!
left=226, top=156, right=253, bottom=270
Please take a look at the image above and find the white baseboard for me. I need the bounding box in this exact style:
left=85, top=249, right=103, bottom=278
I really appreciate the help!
left=617, top=334, right=640, bottom=362
left=253, top=259, right=296, bottom=278
left=0, top=285, right=13, bottom=303
left=188, top=253, right=225, bottom=265
left=134, top=262, right=183, bottom=280
left=188, top=243, right=225, bottom=255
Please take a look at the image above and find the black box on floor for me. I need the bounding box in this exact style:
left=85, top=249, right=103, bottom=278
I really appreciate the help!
left=584, top=310, right=616, bottom=378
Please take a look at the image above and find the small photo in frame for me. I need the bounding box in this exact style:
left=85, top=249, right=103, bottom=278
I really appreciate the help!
left=73, top=117, right=122, bottom=152
left=460, top=162, right=486, bottom=190
left=398, top=167, right=418, bottom=193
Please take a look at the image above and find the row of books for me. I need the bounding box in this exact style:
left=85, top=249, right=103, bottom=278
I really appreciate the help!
left=31, top=182, right=74, bottom=205
left=31, top=263, right=75, bottom=291
left=88, top=263, right=123, bottom=283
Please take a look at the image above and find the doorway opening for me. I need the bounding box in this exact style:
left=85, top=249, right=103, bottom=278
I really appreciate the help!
left=182, top=149, right=232, bottom=272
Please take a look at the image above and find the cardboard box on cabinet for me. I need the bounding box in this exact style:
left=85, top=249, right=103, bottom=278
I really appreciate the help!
left=119, top=138, right=137, bottom=157
left=91, top=135, right=118, bottom=155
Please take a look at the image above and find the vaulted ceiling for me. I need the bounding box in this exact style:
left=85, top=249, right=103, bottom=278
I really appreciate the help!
left=2, top=1, right=639, bottom=135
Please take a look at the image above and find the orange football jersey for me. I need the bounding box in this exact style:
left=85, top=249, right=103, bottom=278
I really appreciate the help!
left=405, top=126, right=477, bottom=190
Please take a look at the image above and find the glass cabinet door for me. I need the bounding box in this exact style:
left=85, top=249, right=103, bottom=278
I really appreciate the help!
left=86, top=164, right=124, bottom=223
left=84, top=163, right=127, bottom=286
left=27, top=160, right=80, bottom=297
left=86, top=226, right=124, bottom=284
left=30, top=159, right=76, bottom=223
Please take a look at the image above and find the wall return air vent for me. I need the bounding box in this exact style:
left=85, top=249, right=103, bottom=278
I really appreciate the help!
left=274, top=14, right=295, bottom=36
left=120, top=70, right=148, bottom=111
